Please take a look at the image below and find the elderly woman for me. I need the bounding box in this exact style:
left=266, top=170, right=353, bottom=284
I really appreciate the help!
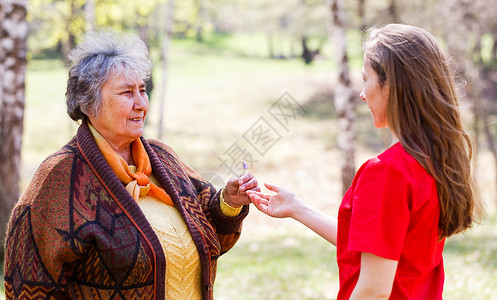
left=4, top=30, right=259, bottom=299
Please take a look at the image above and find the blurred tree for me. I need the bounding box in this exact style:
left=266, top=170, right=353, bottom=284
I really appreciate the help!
left=130, top=0, right=158, bottom=104
left=492, top=31, right=497, bottom=64
left=195, top=0, right=206, bottom=41
left=61, top=0, right=78, bottom=65
left=357, top=0, right=366, bottom=33
left=85, top=0, right=95, bottom=32
left=28, top=0, right=85, bottom=60
left=465, top=0, right=497, bottom=204
left=328, top=0, right=356, bottom=194
left=431, top=0, right=497, bottom=203
left=239, top=1, right=296, bottom=58
left=28, top=0, right=161, bottom=56
left=293, top=0, right=328, bottom=64
left=173, top=0, right=203, bottom=38
left=301, top=36, right=318, bottom=64
left=387, top=0, right=399, bottom=23
left=158, top=0, right=176, bottom=140
left=438, top=3, right=475, bottom=134
left=207, top=0, right=243, bottom=33
left=223, top=0, right=328, bottom=61
left=0, top=0, right=28, bottom=259
left=137, top=22, right=155, bottom=108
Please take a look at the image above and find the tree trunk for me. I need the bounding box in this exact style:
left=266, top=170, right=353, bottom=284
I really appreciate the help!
left=388, top=0, right=400, bottom=23
left=328, top=0, right=356, bottom=195
left=491, top=33, right=497, bottom=64
left=62, top=0, right=77, bottom=66
left=85, top=0, right=95, bottom=33
left=195, top=0, right=205, bottom=42
left=358, top=0, right=366, bottom=33
left=482, top=104, right=497, bottom=204
left=158, top=0, right=176, bottom=140
left=290, top=38, right=297, bottom=58
left=267, top=34, right=275, bottom=58
left=138, top=24, right=154, bottom=103
left=472, top=36, right=495, bottom=204
left=0, top=0, right=28, bottom=259
left=301, top=36, right=313, bottom=64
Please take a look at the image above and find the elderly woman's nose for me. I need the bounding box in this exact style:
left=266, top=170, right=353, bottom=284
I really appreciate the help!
left=133, top=92, right=148, bottom=109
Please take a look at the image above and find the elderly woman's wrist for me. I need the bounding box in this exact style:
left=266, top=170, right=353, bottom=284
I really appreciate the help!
left=220, top=189, right=240, bottom=207
left=220, top=189, right=243, bottom=217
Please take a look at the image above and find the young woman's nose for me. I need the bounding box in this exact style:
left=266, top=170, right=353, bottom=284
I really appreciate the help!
left=360, top=91, right=366, bottom=101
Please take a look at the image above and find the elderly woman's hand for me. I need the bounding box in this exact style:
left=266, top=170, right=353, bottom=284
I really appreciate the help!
left=222, top=171, right=260, bottom=208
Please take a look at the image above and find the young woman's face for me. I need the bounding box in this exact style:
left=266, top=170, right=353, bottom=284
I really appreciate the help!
left=360, top=56, right=389, bottom=128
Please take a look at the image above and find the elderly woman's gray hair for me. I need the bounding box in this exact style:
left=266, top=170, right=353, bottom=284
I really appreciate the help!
left=66, top=30, right=152, bottom=121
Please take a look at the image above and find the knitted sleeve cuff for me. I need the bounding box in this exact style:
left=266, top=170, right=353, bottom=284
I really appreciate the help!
left=219, top=191, right=243, bottom=217
left=208, top=189, right=249, bottom=235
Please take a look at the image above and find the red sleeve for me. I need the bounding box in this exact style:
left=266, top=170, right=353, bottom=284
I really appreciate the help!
left=348, top=160, right=412, bottom=260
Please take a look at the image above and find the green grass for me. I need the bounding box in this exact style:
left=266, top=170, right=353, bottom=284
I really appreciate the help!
left=213, top=216, right=497, bottom=300
left=1, top=262, right=3, bottom=300
left=4, top=32, right=497, bottom=299
left=443, top=216, right=497, bottom=300
left=215, top=229, right=338, bottom=300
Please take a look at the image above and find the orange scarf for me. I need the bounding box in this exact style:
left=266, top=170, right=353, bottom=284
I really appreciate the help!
left=90, top=125, right=174, bottom=206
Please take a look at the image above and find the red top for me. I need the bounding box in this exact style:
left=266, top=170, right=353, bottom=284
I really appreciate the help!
left=337, top=143, right=445, bottom=299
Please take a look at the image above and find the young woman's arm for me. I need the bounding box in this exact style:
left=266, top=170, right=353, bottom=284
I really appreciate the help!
left=350, top=252, right=398, bottom=300
left=247, top=183, right=338, bottom=246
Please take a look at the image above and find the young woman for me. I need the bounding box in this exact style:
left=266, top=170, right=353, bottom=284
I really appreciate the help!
left=247, top=24, right=481, bottom=299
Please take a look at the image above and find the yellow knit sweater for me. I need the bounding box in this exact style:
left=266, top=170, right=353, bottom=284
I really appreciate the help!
left=130, top=167, right=241, bottom=299
left=133, top=165, right=202, bottom=299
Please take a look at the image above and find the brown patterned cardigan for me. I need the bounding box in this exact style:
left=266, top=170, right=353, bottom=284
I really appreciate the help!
left=4, top=122, right=248, bottom=299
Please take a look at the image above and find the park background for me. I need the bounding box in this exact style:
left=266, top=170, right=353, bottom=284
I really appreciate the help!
left=1, top=0, right=497, bottom=299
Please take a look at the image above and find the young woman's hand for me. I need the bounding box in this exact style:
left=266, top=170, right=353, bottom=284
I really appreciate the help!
left=248, top=182, right=338, bottom=246
left=247, top=183, right=305, bottom=219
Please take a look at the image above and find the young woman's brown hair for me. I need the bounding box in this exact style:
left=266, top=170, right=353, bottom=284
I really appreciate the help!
left=364, top=23, right=482, bottom=238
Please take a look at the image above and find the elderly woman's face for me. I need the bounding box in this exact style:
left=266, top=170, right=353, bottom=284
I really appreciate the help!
left=89, top=72, right=148, bottom=148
